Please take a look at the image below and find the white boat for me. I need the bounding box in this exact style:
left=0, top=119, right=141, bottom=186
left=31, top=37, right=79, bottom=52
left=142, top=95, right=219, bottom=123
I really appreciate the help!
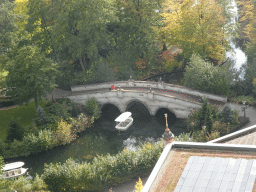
left=115, top=112, right=133, bottom=131
left=1, top=162, right=28, bottom=179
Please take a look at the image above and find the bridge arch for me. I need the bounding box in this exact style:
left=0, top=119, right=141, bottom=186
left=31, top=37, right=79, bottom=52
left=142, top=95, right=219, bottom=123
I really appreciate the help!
left=125, top=99, right=152, bottom=115
left=154, top=107, right=177, bottom=118
left=101, top=102, right=122, bottom=113
left=155, top=108, right=177, bottom=126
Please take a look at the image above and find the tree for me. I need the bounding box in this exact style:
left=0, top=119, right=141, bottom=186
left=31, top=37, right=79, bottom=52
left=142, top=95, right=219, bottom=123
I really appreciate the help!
left=6, top=45, right=57, bottom=107
left=0, top=0, right=21, bottom=55
left=33, top=105, right=50, bottom=126
left=25, top=0, right=53, bottom=53
left=107, top=0, right=162, bottom=79
left=51, top=0, right=111, bottom=72
left=161, top=0, right=228, bottom=64
left=6, top=119, right=24, bottom=142
left=235, top=0, right=256, bottom=95
left=0, top=0, right=21, bottom=89
left=184, top=54, right=232, bottom=95
left=85, top=97, right=101, bottom=119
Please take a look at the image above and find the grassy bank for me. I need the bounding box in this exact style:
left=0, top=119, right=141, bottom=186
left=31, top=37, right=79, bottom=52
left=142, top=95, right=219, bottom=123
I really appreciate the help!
left=0, top=101, right=46, bottom=140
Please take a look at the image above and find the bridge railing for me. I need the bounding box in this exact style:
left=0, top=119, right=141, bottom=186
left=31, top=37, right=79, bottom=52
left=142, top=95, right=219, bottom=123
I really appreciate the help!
left=71, top=81, right=227, bottom=102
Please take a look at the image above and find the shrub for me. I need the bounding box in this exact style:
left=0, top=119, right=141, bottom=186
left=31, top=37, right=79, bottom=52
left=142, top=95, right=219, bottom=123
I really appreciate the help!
left=55, top=119, right=75, bottom=145
left=174, top=132, right=196, bottom=142
left=33, top=105, right=50, bottom=126
left=69, top=102, right=84, bottom=118
left=43, top=141, right=164, bottom=191
left=0, top=140, right=6, bottom=157
left=71, top=113, right=93, bottom=133
left=184, top=53, right=232, bottom=95
left=212, top=121, right=230, bottom=136
left=6, top=119, right=24, bottom=143
left=231, top=96, right=255, bottom=105
left=187, top=98, right=218, bottom=133
left=221, top=106, right=233, bottom=124
left=85, top=97, right=101, bottom=119
left=0, top=175, right=49, bottom=192
left=47, top=99, right=70, bottom=119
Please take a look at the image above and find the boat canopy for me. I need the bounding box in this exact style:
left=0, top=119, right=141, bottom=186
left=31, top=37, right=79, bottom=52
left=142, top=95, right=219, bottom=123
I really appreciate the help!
left=115, top=112, right=132, bottom=122
left=2, top=162, right=25, bottom=171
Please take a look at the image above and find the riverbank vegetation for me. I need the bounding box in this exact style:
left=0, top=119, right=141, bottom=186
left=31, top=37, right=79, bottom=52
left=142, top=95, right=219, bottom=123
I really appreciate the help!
left=0, top=98, right=95, bottom=159
left=0, top=141, right=163, bottom=191
left=43, top=140, right=163, bottom=192
left=0, top=101, right=46, bottom=140
left=175, top=98, right=250, bottom=142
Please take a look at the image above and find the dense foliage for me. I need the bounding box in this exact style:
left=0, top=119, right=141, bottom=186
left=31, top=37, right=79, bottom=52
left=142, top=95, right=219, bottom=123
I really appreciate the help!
left=5, top=45, right=58, bottom=107
left=43, top=141, right=164, bottom=192
left=186, top=98, right=242, bottom=142
left=0, top=0, right=240, bottom=92
left=5, top=119, right=24, bottom=143
left=184, top=54, right=232, bottom=95
left=85, top=97, right=101, bottom=119
left=0, top=99, right=93, bottom=158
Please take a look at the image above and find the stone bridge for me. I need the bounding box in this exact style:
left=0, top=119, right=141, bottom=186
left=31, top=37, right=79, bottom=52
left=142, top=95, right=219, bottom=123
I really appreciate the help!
left=65, top=81, right=227, bottom=119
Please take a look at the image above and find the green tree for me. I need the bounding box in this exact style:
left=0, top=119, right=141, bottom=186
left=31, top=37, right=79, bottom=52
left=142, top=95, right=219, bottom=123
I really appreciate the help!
left=0, top=0, right=20, bottom=55
left=107, top=0, right=162, bottom=79
left=184, top=54, right=232, bottom=95
left=0, top=0, right=22, bottom=90
left=6, top=119, right=24, bottom=143
left=33, top=105, right=50, bottom=126
left=25, top=0, right=53, bottom=53
left=0, top=156, right=4, bottom=174
left=6, top=45, right=57, bottom=107
left=51, top=0, right=111, bottom=72
left=85, top=97, right=101, bottom=119
left=161, top=0, right=229, bottom=64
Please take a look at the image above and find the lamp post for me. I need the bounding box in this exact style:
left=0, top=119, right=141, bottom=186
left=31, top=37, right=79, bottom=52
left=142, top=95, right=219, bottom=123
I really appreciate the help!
left=242, top=101, right=248, bottom=117
left=162, top=114, right=174, bottom=147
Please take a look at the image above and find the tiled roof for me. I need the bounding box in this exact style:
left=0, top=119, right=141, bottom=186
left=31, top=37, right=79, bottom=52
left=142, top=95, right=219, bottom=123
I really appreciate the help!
left=142, top=142, right=256, bottom=192
left=175, top=156, right=256, bottom=192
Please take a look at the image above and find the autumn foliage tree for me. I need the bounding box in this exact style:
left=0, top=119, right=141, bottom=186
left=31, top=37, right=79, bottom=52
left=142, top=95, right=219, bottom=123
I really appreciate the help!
left=161, top=0, right=228, bottom=65
left=236, top=0, right=256, bottom=94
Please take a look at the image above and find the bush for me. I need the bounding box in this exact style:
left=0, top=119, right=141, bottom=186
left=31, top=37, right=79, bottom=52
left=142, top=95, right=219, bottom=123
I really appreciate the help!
left=43, top=141, right=164, bottom=192
left=231, top=96, right=255, bottom=105
left=55, top=119, right=75, bottom=145
left=212, top=121, right=230, bottom=136
left=47, top=99, right=71, bottom=119
left=69, top=102, right=85, bottom=118
left=6, top=119, right=24, bottom=143
left=184, top=54, right=232, bottom=95
left=221, top=106, right=233, bottom=124
left=0, top=140, right=6, bottom=157
left=174, top=132, right=196, bottom=142
left=33, top=105, right=50, bottom=126
left=71, top=113, right=93, bottom=133
left=187, top=98, right=218, bottom=133
left=85, top=97, right=101, bottom=119
left=0, top=175, right=49, bottom=192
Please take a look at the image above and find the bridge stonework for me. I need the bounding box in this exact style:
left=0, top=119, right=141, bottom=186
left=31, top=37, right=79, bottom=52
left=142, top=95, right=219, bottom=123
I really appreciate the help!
left=67, top=89, right=201, bottom=119
left=66, top=81, right=227, bottom=119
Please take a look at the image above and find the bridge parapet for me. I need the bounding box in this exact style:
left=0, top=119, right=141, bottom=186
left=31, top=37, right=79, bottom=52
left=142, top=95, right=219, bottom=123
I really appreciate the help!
left=71, top=81, right=227, bottom=102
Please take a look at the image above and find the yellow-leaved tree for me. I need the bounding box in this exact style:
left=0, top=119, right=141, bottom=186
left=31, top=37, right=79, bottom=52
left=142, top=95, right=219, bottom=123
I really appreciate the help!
left=237, top=0, right=256, bottom=44
left=161, top=0, right=228, bottom=65
left=135, top=177, right=143, bottom=192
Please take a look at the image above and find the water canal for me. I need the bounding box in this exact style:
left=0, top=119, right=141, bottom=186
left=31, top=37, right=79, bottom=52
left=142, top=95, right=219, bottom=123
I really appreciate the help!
left=10, top=102, right=188, bottom=177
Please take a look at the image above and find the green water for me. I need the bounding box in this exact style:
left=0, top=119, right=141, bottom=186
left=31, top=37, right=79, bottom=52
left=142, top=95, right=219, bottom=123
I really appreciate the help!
left=8, top=103, right=188, bottom=177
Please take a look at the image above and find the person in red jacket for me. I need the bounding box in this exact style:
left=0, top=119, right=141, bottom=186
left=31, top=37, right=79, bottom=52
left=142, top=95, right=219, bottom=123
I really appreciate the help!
left=111, top=85, right=115, bottom=90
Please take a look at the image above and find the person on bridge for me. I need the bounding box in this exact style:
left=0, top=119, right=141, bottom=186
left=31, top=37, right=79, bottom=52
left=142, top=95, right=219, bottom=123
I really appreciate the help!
left=112, top=85, right=115, bottom=90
